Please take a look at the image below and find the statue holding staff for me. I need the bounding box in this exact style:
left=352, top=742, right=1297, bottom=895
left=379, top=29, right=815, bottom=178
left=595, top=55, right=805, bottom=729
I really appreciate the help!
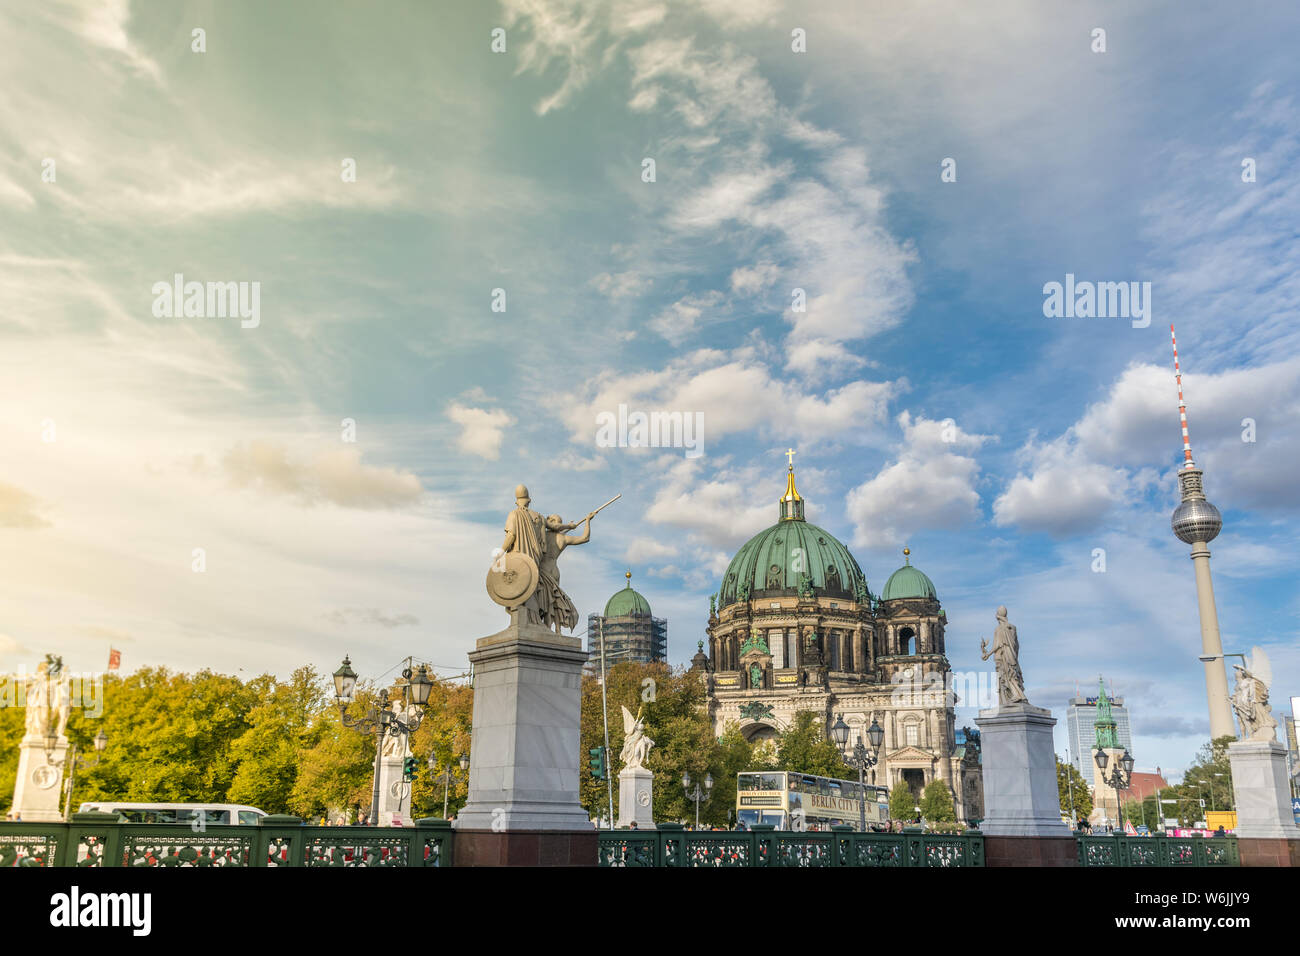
left=487, top=486, right=619, bottom=631
left=981, top=605, right=1028, bottom=707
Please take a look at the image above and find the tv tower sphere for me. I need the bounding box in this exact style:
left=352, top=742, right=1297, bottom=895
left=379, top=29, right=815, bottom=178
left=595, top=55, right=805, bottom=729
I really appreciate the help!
left=1171, top=496, right=1222, bottom=544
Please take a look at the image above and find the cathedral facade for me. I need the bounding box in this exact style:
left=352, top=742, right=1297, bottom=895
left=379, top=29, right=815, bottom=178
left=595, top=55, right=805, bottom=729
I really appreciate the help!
left=691, top=461, right=983, bottom=823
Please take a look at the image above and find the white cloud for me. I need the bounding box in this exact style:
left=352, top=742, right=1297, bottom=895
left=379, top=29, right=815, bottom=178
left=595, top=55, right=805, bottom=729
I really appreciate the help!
left=993, top=356, right=1300, bottom=535
left=624, top=537, right=679, bottom=563
left=223, top=441, right=424, bottom=509
left=446, top=404, right=513, bottom=461
left=590, top=271, right=652, bottom=299
left=0, top=481, right=51, bottom=529
left=846, top=412, right=990, bottom=548
left=992, top=442, right=1129, bottom=538
left=556, top=348, right=897, bottom=449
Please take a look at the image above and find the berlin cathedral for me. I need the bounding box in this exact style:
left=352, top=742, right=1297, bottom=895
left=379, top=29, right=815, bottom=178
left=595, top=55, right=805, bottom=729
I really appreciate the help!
left=689, top=458, right=984, bottom=822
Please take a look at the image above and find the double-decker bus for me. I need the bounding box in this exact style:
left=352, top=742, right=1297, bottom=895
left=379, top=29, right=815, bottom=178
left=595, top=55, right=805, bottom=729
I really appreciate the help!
left=736, top=771, right=889, bottom=831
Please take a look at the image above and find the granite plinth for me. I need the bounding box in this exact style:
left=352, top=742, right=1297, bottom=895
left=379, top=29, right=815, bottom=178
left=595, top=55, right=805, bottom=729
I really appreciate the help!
left=975, top=703, right=1069, bottom=837
left=617, top=766, right=654, bottom=829
left=456, top=621, right=592, bottom=832
left=1228, top=739, right=1300, bottom=839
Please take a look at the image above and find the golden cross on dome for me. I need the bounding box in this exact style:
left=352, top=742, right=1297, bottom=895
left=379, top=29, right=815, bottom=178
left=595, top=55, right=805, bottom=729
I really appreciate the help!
left=786, top=448, right=796, bottom=467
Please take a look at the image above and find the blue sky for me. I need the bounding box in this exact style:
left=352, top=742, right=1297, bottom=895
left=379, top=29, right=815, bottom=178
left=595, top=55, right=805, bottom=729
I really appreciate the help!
left=1, top=0, right=1298, bottom=782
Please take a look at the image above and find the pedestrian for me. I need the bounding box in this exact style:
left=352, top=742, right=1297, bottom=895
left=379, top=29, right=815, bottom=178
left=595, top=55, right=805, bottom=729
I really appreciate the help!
left=629, top=821, right=638, bottom=830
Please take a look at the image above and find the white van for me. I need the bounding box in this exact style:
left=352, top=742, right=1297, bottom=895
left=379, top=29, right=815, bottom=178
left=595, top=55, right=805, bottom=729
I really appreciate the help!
left=78, top=802, right=267, bottom=826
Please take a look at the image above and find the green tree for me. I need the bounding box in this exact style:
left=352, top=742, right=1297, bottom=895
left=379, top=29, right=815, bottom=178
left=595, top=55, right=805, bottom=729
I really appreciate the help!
left=227, top=667, right=327, bottom=814
left=288, top=686, right=382, bottom=820
left=1173, top=736, right=1235, bottom=823
left=408, top=676, right=474, bottom=820
left=0, top=683, right=25, bottom=815
left=773, top=711, right=852, bottom=778
left=888, top=781, right=916, bottom=822
left=1057, top=757, right=1093, bottom=822
left=919, top=778, right=956, bottom=822
left=68, top=668, right=259, bottom=808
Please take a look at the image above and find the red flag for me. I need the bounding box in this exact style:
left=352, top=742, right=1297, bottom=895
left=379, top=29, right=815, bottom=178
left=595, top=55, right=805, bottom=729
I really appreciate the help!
left=108, top=648, right=121, bottom=671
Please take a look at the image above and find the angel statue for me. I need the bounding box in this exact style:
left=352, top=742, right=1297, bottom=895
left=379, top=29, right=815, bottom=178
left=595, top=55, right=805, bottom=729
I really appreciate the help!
left=1231, top=647, right=1278, bottom=743
left=619, top=705, right=654, bottom=771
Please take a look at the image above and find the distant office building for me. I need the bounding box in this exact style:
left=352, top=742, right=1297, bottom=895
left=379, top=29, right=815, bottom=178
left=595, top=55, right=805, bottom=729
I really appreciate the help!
left=1066, top=679, right=1133, bottom=777
left=585, top=571, right=667, bottom=672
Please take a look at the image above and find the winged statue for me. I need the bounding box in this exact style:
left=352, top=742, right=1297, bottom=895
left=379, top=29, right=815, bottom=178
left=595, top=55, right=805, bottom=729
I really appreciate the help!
left=1231, top=646, right=1278, bottom=743
left=619, top=705, right=654, bottom=771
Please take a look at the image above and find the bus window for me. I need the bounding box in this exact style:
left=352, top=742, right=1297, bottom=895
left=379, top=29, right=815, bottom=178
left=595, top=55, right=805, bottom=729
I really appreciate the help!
left=759, top=773, right=784, bottom=791
left=179, top=809, right=230, bottom=826
left=819, top=779, right=830, bottom=796
left=760, top=812, right=785, bottom=827
left=828, top=781, right=842, bottom=798
left=788, top=776, right=801, bottom=792
left=738, top=774, right=760, bottom=791
left=238, top=811, right=261, bottom=826
left=145, top=810, right=177, bottom=823
left=738, top=809, right=762, bottom=828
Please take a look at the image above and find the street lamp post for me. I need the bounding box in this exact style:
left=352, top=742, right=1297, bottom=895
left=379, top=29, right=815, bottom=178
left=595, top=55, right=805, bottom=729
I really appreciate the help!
left=831, top=714, right=884, bottom=831
left=46, top=729, right=108, bottom=820
left=682, top=772, right=713, bottom=829
left=1094, top=748, right=1135, bottom=833
left=333, top=655, right=433, bottom=826
left=428, top=753, right=470, bottom=819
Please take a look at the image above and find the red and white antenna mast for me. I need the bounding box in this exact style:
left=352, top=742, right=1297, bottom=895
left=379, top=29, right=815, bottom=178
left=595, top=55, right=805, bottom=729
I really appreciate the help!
left=1170, top=323, right=1196, bottom=470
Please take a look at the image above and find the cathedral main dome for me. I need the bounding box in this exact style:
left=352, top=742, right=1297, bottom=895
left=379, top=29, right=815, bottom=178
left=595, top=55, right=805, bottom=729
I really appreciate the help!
left=717, top=464, right=869, bottom=607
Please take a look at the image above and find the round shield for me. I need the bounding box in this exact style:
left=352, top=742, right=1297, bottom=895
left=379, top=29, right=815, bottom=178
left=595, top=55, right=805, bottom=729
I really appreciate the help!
left=486, top=551, right=539, bottom=608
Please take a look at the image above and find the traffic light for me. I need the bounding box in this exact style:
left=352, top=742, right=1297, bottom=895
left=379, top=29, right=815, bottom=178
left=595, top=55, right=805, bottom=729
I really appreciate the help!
left=588, top=746, right=605, bottom=780
left=403, top=756, right=417, bottom=781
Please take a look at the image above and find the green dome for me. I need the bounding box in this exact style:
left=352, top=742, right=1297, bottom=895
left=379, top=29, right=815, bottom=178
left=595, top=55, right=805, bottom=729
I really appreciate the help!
left=719, top=520, right=869, bottom=607
left=880, top=562, right=937, bottom=601
left=605, top=572, right=652, bottom=617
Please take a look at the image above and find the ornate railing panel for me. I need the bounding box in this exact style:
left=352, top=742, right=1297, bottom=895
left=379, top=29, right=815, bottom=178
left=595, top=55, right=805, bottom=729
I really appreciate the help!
left=0, top=814, right=454, bottom=867
left=597, top=826, right=985, bottom=867
left=1076, top=834, right=1239, bottom=867
left=0, top=826, right=63, bottom=867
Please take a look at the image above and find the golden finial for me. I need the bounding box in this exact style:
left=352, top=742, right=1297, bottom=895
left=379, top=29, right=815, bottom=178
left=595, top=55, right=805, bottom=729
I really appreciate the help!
left=903, top=547, right=911, bottom=565
left=779, top=448, right=804, bottom=520
left=625, top=570, right=632, bottom=587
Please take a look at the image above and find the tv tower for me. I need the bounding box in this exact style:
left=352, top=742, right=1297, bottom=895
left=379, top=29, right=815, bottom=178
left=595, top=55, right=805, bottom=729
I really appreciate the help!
left=1168, top=324, right=1235, bottom=739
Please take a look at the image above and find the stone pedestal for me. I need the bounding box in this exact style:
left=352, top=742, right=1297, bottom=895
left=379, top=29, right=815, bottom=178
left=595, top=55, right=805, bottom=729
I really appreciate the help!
left=457, top=621, right=592, bottom=832
left=12, top=738, right=66, bottom=822
left=975, top=704, right=1069, bottom=837
left=617, top=767, right=654, bottom=829
left=376, top=754, right=409, bottom=826
left=1228, top=739, right=1300, bottom=839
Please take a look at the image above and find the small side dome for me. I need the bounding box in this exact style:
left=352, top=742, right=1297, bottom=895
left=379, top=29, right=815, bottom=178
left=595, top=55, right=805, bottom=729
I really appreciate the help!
left=604, top=570, right=653, bottom=617
left=880, top=548, right=938, bottom=601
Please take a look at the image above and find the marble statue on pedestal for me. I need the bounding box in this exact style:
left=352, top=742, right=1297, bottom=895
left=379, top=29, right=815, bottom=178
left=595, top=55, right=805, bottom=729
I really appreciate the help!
left=619, top=706, right=654, bottom=769
left=11, top=655, right=71, bottom=822
left=980, top=606, right=1028, bottom=706
left=974, top=608, right=1066, bottom=836
left=1231, top=648, right=1277, bottom=743
left=488, top=485, right=618, bottom=632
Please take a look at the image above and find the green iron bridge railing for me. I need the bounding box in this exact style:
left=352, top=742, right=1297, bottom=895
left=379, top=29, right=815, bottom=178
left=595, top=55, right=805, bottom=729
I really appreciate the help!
left=598, top=824, right=985, bottom=867
left=1076, top=833, right=1240, bottom=867
left=0, top=812, right=454, bottom=867
left=596, top=826, right=1242, bottom=868
left=0, top=816, right=1241, bottom=868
